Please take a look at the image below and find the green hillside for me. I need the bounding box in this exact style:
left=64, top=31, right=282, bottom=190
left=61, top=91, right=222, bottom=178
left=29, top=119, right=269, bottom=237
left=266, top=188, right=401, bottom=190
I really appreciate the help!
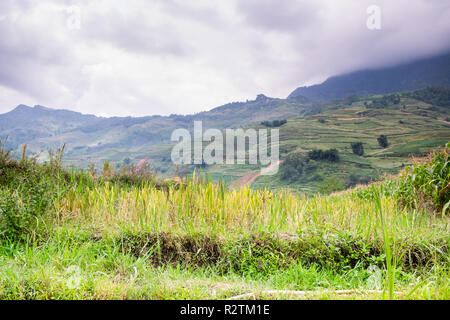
left=62, top=87, right=450, bottom=187
left=0, top=95, right=313, bottom=165
left=204, top=89, right=450, bottom=194
left=1, top=87, right=449, bottom=193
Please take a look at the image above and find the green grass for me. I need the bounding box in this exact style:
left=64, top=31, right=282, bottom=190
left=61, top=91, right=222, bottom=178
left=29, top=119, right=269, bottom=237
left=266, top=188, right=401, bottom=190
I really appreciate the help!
left=0, top=237, right=448, bottom=300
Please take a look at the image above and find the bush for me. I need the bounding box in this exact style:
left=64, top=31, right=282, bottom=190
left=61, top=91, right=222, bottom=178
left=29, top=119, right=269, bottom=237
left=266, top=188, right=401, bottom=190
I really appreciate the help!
left=397, top=146, right=449, bottom=213
left=377, top=135, right=389, bottom=148
left=351, top=142, right=364, bottom=156
left=308, top=149, right=340, bottom=162
left=261, top=119, right=287, bottom=127
left=0, top=151, right=58, bottom=241
left=353, top=145, right=450, bottom=214
left=368, top=94, right=401, bottom=108
left=280, top=153, right=309, bottom=181
left=318, top=175, right=346, bottom=194
left=105, top=159, right=157, bottom=187
left=0, top=181, right=51, bottom=240
left=0, top=140, right=169, bottom=241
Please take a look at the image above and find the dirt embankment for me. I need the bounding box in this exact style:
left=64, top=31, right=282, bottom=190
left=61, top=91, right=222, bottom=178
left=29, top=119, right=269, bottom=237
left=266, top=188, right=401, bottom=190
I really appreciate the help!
left=228, top=160, right=283, bottom=188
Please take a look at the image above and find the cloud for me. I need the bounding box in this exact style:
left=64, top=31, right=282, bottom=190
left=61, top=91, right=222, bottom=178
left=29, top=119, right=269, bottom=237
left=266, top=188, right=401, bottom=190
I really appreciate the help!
left=0, top=1, right=87, bottom=107
left=236, top=0, right=320, bottom=33
left=80, top=4, right=188, bottom=57
left=0, top=0, right=449, bottom=117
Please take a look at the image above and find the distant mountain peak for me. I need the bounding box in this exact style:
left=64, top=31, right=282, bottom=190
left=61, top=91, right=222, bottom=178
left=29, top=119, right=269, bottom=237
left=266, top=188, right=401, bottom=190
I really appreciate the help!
left=33, top=105, right=52, bottom=111
left=256, top=94, right=268, bottom=100
left=12, top=104, right=32, bottom=112
left=256, top=94, right=273, bottom=102
left=7, top=104, right=54, bottom=115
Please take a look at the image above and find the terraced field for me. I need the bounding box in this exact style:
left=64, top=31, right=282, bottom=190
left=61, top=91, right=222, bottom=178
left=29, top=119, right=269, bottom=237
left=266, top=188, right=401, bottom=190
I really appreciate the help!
left=55, top=92, right=450, bottom=195
left=205, top=97, right=450, bottom=194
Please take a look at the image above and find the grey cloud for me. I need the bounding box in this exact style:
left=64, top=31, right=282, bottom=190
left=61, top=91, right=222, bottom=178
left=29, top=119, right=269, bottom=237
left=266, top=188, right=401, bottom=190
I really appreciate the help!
left=158, top=0, right=229, bottom=29
left=236, top=0, right=320, bottom=33
left=0, top=0, right=449, bottom=116
left=0, top=0, right=33, bottom=13
left=236, top=0, right=450, bottom=74
left=81, top=7, right=188, bottom=57
left=0, top=2, right=89, bottom=108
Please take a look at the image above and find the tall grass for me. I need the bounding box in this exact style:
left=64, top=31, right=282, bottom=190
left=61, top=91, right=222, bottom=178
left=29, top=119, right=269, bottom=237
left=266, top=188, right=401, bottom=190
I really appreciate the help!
left=354, top=144, right=449, bottom=215
left=55, top=176, right=449, bottom=242
left=373, top=189, right=395, bottom=299
left=1, top=141, right=449, bottom=299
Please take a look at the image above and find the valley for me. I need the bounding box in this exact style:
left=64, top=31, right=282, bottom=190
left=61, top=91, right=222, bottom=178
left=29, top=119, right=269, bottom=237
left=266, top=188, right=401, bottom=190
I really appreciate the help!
left=2, top=87, right=449, bottom=195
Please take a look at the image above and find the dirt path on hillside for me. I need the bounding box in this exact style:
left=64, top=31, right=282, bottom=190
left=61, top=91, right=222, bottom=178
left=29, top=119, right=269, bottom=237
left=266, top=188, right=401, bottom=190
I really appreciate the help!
left=229, top=160, right=283, bottom=189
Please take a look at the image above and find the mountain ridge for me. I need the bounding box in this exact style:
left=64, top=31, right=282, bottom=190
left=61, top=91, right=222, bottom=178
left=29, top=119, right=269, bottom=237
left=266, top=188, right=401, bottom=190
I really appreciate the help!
left=289, top=52, right=450, bottom=100
left=0, top=95, right=311, bottom=155
left=1, top=53, right=450, bottom=175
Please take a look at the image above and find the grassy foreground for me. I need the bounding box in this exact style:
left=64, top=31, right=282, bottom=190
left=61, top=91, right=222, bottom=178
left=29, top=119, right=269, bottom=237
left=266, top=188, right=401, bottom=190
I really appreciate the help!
left=0, top=144, right=449, bottom=300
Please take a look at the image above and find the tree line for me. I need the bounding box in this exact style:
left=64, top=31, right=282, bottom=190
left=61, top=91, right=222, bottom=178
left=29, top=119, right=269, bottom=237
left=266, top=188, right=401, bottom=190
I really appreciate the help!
left=261, top=119, right=287, bottom=127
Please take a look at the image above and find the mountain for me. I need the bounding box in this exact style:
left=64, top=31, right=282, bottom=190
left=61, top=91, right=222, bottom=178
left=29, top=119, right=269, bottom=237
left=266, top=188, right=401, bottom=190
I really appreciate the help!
left=206, top=89, right=450, bottom=193
left=0, top=95, right=313, bottom=159
left=2, top=50, right=450, bottom=184
left=1, top=87, right=449, bottom=187
left=0, top=105, right=101, bottom=152
left=289, top=52, right=450, bottom=101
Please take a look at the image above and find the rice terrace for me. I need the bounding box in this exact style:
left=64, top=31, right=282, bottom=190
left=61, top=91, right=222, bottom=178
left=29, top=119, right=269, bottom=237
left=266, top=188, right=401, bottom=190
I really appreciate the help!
left=0, top=0, right=450, bottom=307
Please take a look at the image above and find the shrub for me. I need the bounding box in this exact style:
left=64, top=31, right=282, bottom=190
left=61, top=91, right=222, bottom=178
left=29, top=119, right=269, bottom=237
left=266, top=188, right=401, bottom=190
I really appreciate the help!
left=351, top=142, right=364, bottom=156
left=368, top=94, right=401, bottom=108
left=377, top=135, right=389, bottom=148
left=107, top=159, right=157, bottom=186
left=353, top=145, right=450, bottom=214
left=318, top=175, right=346, bottom=194
left=397, top=146, right=449, bottom=213
left=0, top=140, right=166, bottom=240
left=261, top=119, right=287, bottom=127
left=280, top=152, right=309, bottom=181
left=0, top=181, right=51, bottom=240
left=0, top=140, right=12, bottom=166
left=308, top=149, right=340, bottom=162
left=0, top=153, right=59, bottom=241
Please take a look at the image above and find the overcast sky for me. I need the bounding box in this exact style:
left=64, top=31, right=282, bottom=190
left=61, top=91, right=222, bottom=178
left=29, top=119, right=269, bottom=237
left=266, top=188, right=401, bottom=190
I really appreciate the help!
left=1, top=0, right=450, bottom=117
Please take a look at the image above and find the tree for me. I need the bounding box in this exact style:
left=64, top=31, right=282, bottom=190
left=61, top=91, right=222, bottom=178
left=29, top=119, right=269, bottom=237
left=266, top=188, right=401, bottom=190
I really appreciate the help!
left=408, top=86, right=450, bottom=108
left=377, top=135, right=389, bottom=148
left=308, top=149, right=324, bottom=161
left=261, top=119, right=287, bottom=127
left=308, top=149, right=340, bottom=162
left=280, top=152, right=309, bottom=181
left=351, top=142, right=364, bottom=156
